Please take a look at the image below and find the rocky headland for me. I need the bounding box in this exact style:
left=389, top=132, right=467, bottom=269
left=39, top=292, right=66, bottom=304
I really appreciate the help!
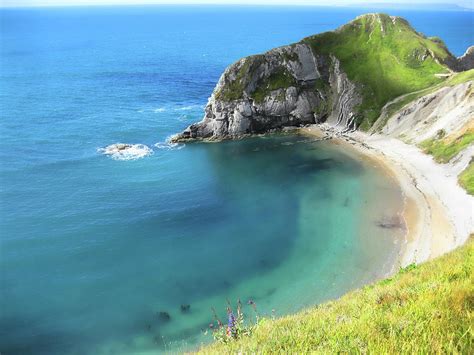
left=171, top=13, right=473, bottom=142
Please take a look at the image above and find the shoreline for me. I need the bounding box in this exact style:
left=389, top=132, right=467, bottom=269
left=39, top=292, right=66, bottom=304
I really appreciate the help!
left=300, top=125, right=473, bottom=269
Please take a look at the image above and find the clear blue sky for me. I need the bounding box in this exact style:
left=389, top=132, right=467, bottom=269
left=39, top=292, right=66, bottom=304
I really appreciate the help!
left=1, top=0, right=472, bottom=8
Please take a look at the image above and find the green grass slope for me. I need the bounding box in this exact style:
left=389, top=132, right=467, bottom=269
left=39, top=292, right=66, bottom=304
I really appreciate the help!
left=420, top=130, right=474, bottom=163
left=459, top=160, right=474, bottom=195
left=199, top=238, right=473, bottom=354
left=382, top=69, right=474, bottom=122
left=303, top=14, right=454, bottom=129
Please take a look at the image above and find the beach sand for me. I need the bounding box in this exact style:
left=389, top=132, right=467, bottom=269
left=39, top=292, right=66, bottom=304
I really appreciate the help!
left=300, top=125, right=474, bottom=268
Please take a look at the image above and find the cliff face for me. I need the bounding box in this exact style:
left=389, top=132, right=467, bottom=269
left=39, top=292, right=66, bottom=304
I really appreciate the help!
left=381, top=80, right=473, bottom=145
left=171, top=14, right=473, bottom=142
left=172, top=44, right=361, bottom=141
left=456, top=46, right=474, bottom=72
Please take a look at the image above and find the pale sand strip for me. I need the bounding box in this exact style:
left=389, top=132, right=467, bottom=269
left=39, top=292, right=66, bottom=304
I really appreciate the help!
left=300, top=126, right=474, bottom=267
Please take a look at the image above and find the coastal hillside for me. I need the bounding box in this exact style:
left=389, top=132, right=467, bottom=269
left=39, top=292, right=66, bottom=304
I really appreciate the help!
left=200, top=238, right=473, bottom=353
left=172, top=13, right=473, bottom=141
left=371, top=69, right=474, bottom=197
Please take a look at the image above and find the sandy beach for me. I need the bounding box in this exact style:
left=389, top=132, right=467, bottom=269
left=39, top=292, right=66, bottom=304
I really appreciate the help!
left=301, top=125, right=474, bottom=268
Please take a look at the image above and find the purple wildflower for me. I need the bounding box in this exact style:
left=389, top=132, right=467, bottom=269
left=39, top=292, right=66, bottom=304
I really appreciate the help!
left=227, top=310, right=236, bottom=338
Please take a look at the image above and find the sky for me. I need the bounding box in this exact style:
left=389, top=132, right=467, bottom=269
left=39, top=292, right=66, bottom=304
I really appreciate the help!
left=0, top=0, right=472, bottom=8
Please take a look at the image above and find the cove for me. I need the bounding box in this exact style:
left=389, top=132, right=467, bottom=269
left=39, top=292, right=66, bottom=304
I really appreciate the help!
left=1, top=134, right=405, bottom=353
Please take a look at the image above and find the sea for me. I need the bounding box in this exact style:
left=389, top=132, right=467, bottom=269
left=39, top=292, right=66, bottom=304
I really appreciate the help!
left=0, top=5, right=472, bottom=354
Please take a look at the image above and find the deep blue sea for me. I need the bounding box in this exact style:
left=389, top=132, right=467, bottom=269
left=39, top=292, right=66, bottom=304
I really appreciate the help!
left=0, top=5, right=472, bottom=354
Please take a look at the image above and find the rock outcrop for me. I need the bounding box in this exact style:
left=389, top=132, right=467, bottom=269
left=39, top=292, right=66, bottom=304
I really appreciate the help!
left=440, top=45, right=474, bottom=72
left=171, top=44, right=361, bottom=141
left=456, top=46, right=474, bottom=72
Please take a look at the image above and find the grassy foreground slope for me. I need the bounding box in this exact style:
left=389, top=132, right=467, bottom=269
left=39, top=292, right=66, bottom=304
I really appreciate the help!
left=303, top=14, right=453, bottom=129
left=200, top=239, right=473, bottom=353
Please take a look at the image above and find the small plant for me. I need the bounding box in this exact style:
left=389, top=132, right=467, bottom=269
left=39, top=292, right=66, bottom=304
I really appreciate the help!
left=399, top=263, right=417, bottom=274
left=435, top=129, right=446, bottom=139
left=207, top=299, right=260, bottom=343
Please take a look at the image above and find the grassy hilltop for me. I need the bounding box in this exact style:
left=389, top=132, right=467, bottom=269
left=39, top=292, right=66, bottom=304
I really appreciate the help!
left=302, top=13, right=454, bottom=129
left=199, top=239, right=473, bottom=353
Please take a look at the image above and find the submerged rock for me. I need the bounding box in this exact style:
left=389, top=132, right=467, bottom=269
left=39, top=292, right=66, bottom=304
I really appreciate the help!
left=376, top=216, right=405, bottom=230
left=157, top=311, right=171, bottom=322
left=180, top=304, right=191, bottom=313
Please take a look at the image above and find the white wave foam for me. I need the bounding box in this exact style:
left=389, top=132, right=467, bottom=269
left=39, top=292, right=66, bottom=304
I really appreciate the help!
left=175, top=104, right=204, bottom=111
left=154, top=141, right=185, bottom=150
left=143, top=104, right=204, bottom=114
left=98, top=143, right=153, bottom=161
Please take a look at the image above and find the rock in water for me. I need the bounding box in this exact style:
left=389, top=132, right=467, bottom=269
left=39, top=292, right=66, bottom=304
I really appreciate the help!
left=180, top=304, right=191, bottom=313
left=98, top=143, right=153, bottom=160
left=157, top=311, right=171, bottom=322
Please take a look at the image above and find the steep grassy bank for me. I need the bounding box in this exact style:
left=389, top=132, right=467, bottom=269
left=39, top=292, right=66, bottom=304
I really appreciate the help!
left=199, top=239, right=473, bottom=353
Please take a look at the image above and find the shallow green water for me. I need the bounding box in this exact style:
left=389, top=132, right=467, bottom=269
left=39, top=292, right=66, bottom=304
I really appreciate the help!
left=92, top=134, right=405, bottom=353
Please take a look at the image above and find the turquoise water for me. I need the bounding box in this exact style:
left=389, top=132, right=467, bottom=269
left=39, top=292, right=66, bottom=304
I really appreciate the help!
left=0, top=5, right=472, bottom=354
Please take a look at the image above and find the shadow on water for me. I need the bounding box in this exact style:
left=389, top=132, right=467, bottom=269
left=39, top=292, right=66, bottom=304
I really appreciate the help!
left=0, top=316, right=77, bottom=355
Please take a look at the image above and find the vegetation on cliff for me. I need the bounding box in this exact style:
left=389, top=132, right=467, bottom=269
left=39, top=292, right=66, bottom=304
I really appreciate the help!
left=199, top=238, right=473, bottom=353
left=420, top=130, right=474, bottom=163
left=215, top=55, right=265, bottom=102
left=252, top=67, right=296, bottom=103
left=459, top=160, right=474, bottom=195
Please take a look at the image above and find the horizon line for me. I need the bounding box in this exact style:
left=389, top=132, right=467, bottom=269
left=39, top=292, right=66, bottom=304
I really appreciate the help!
left=1, top=2, right=473, bottom=10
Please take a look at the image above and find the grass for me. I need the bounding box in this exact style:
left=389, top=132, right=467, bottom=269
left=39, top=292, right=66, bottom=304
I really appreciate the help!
left=215, top=55, right=265, bottom=102
left=303, top=14, right=452, bottom=129
left=459, top=159, right=474, bottom=195
left=420, top=130, right=474, bottom=163
left=252, top=68, right=296, bottom=103
left=199, top=238, right=474, bottom=353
